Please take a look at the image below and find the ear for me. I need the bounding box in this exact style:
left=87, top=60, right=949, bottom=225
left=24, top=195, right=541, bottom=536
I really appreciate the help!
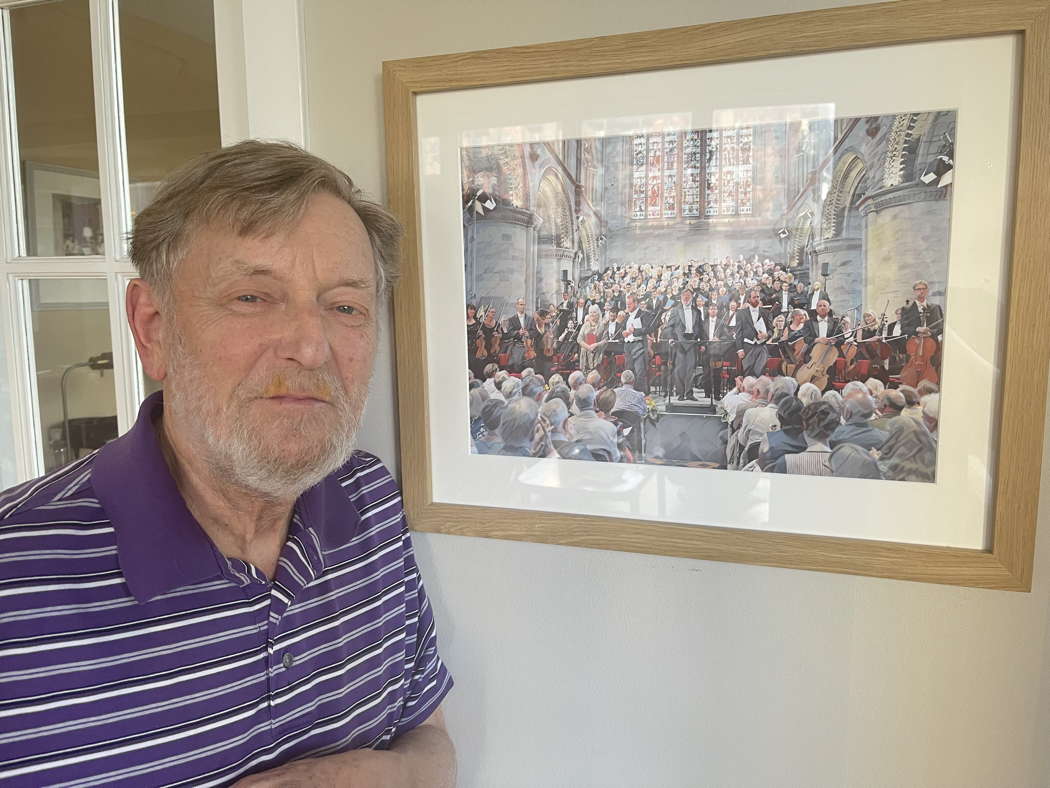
left=126, top=279, right=169, bottom=382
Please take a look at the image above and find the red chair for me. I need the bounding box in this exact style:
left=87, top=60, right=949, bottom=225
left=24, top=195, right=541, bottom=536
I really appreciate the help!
left=498, top=353, right=509, bottom=368
left=765, top=357, right=782, bottom=376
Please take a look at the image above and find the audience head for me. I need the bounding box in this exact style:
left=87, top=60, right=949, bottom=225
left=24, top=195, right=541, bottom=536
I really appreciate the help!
left=568, top=370, right=585, bottom=390
left=522, top=378, right=544, bottom=401
left=864, top=377, right=885, bottom=398
left=751, top=376, right=772, bottom=402
left=842, top=380, right=869, bottom=402
left=540, top=398, right=569, bottom=433
left=545, top=384, right=571, bottom=409
left=483, top=362, right=498, bottom=380
left=821, top=389, right=844, bottom=418
left=585, top=370, right=602, bottom=389
left=776, top=397, right=804, bottom=433
left=797, top=382, right=822, bottom=406
left=842, top=394, right=875, bottom=424
left=620, top=369, right=636, bottom=387
left=801, top=401, right=840, bottom=444
left=596, top=388, right=617, bottom=416
left=574, top=383, right=597, bottom=412
left=898, top=385, right=920, bottom=408
left=917, top=379, right=939, bottom=398
left=480, top=398, right=506, bottom=432
left=548, top=373, right=564, bottom=389
left=500, top=376, right=522, bottom=401
left=499, top=398, right=538, bottom=448
left=469, top=388, right=488, bottom=420
left=878, top=389, right=906, bottom=416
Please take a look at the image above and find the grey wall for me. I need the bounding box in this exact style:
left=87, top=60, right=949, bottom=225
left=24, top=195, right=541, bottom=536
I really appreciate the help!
left=303, top=1, right=1050, bottom=786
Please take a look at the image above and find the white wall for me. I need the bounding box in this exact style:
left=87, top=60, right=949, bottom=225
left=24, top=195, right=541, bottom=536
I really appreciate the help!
left=300, top=1, right=1050, bottom=785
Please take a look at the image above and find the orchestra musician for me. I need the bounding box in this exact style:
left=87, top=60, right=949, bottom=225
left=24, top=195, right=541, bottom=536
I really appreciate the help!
left=466, top=303, right=484, bottom=379
left=771, top=280, right=793, bottom=320
left=700, top=302, right=731, bottom=400
left=806, top=281, right=832, bottom=316
left=478, top=306, right=503, bottom=369
left=666, top=287, right=703, bottom=401
left=881, top=306, right=907, bottom=373
left=576, top=304, right=607, bottom=377
left=900, top=279, right=945, bottom=340
left=503, top=297, right=534, bottom=372
left=736, top=288, right=774, bottom=378
left=530, top=309, right=555, bottom=378
left=803, top=299, right=843, bottom=348
left=622, top=293, right=654, bottom=394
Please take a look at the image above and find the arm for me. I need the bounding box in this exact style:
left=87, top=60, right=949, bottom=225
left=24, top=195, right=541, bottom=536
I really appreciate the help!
left=232, top=707, right=455, bottom=788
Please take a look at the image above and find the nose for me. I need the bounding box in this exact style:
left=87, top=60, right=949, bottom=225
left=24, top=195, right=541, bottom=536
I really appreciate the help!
left=275, top=303, right=331, bottom=369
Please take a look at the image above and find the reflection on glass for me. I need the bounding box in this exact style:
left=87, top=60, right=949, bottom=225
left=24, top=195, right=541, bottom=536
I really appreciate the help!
left=120, top=0, right=221, bottom=217
left=11, top=0, right=104, bottom=256
left=29, top=279, right=117, bottom=471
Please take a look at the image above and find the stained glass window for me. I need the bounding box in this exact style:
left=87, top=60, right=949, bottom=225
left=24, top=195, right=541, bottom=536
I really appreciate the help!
left=630, top=126, right=752, bottom=220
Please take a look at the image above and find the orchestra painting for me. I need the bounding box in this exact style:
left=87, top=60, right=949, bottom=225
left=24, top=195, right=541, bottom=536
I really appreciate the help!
left=460, top=109, right=954, bottom=482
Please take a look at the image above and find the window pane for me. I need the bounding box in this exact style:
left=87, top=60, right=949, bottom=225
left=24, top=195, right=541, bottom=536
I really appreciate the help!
left=28, top=279, right=117, bottom=472
left=11, top=0, right=104, bottom=257
left=120, top=0, right=220, bottom=218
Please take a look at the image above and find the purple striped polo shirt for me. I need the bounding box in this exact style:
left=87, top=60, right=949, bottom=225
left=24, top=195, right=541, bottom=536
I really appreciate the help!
left=0, top=392, right=452, bottom=786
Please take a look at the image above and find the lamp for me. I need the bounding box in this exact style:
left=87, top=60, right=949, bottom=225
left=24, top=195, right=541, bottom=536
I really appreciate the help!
left=60, top=351, right=113, bottom=462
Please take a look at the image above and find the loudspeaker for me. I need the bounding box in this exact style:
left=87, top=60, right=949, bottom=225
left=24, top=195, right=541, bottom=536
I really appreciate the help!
left=644, top=413, right=726, bottom=464
left=561, top=270, right=569, bottom=281
left=820, top=262, right=830, bottom=278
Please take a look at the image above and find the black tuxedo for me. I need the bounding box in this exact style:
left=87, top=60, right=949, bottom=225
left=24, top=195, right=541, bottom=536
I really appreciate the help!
left=503, top=312, right=534, bottom=371
left=667, top=302, right=703, bottom=398
left=805, top=289, right=832, bottom=315
left=803, top=315, right=843, bottom=347
left=770, top=289, right=794, bottom=319
left=900, top=300, right=944, bottom=338
left=736, top=305, right=774, bottom=378
left=622, top=307, right=654, bottom=393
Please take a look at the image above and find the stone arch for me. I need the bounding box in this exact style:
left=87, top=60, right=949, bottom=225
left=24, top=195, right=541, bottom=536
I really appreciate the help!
left=535, top=169, right=574, bottom=249
left=789, top=212, right=813, bottom=267
left=821, top=152, right=867, bottom=241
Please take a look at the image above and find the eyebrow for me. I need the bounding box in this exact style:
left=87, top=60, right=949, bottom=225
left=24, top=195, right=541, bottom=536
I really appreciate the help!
left=223, top=259, right=374, bottom=290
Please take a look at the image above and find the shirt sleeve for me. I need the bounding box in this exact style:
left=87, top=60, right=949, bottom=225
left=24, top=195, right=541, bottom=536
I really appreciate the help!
left=391, top=518, right=454, bottom=738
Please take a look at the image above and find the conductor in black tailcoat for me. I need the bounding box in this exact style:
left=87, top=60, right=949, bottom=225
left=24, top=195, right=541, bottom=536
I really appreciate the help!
left=735, top=289, right=774, bottom=378
left=503, top=297, right=534, bottom=372
left=622, top=293, right=654, bottom=394
left=666, top=288, right=703, bottom=400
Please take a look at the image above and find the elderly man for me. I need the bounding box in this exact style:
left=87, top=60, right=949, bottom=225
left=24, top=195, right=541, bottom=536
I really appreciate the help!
left=829, top=394, right=887, bottom=451
left=0, top=142, right=454, bottom=786
left=566, top=383, right=621, bottom=462
left=613, top=369, right=647, bottom=418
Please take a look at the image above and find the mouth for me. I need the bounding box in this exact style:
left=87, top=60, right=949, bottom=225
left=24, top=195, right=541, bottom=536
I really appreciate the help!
left=264, top=394, right=331, bottom=406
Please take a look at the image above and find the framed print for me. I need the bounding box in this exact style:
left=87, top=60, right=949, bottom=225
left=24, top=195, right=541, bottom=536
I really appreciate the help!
left=23, top=162, right=104, bottom=257
left=383, top=0, right=1050, bottom=589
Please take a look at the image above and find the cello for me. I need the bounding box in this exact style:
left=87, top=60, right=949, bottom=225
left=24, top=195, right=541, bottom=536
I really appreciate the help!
left=899, top=316, right=942, bottom=388
left=794, top=341, right=839, bottom=391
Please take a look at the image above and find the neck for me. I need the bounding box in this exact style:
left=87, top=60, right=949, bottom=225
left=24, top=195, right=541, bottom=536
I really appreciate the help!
left=158, top=413, right=293, bottom=580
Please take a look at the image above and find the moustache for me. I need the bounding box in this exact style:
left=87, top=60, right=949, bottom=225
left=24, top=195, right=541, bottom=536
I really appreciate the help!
left=254, top=371, right=343, bottom=404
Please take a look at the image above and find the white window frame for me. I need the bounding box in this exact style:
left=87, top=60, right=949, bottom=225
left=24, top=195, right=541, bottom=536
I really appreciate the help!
left=0, top=0, right=306, bottom=485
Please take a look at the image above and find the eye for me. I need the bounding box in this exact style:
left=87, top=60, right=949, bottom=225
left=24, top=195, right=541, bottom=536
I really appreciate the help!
left=236, top=294, right=262, bottom=303
left=335, top=305, right=357, bottom=315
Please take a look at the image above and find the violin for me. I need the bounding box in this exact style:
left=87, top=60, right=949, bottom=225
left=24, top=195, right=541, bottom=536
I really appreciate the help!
left=474, top=330, right=487, bottom=360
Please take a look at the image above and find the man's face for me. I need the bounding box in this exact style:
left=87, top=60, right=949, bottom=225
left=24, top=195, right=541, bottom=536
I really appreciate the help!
left=158, top=193, right=377, bottom=499
left=516, top=299, right=526, bottom=314
left=914, top=283, right=928, bottom=301
left=816, top=300, right=830, bottom=317
left=749, top=291, right=761, bottom=308
left=577, top=298, right=585, bottom=308
left=626, top=295, right=637, bottom=312
left=708, top=304, right=719, bottom=318
left=681, top=289, right=692, bottom=306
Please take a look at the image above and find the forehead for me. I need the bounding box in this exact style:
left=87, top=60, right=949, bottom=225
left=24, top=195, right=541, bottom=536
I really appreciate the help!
left=182, top=193, right=375, bottom=293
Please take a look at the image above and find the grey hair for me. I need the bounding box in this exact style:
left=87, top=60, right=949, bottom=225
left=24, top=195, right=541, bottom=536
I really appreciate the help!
left=620, top=369, right=635, bottom=386
left=500, top=377, right=522, bottom=401
left=499, top=398, right=538, bottom=447
left=540, top=398, right=569, bottom=429
left=568, top=370, right=585, bottom=389
left=130, top=140, right=402, bottom=300
left=843, top=394, right=874, bottom=423
left=574, top=383, right=597, bottom=412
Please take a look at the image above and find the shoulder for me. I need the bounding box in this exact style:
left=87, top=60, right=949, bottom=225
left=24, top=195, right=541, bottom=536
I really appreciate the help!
left=332, top=452, right=404, bottom=523
left=0, top=453, right=100, bottom=523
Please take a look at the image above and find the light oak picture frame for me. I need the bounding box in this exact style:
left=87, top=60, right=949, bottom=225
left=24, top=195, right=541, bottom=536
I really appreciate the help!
left=383, top=0, right=1050, bottom=590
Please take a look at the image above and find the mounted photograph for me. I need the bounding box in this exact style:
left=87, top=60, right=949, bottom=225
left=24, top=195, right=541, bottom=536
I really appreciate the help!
left=461, top=109, right=954, bottom=483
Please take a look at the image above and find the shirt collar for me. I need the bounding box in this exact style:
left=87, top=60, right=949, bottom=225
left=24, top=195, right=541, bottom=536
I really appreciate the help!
left=94, top=391, right=224, bottom=604
left=94, top=391, right=360, bottom=603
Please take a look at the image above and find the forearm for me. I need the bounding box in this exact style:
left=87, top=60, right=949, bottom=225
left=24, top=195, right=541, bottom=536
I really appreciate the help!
left=233, top=716, right=455, bottom=788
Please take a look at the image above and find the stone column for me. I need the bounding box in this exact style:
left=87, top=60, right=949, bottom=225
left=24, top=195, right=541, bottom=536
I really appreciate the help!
left=812, top=237, right=863, bottom=316
left=859, top=182, right=951, bottom=310
left=463, top=206, right=539, bottom=308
